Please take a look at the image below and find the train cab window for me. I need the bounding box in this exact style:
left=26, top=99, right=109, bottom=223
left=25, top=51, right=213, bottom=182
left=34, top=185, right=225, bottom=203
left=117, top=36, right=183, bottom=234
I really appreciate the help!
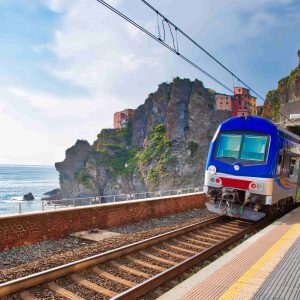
left=216, top=134, right=242, bottom=159
left=240, top=135, right=268, bottom=161
left=215, top=132, right=269, bottom=164
left=289, top=158, right=296, bottom=177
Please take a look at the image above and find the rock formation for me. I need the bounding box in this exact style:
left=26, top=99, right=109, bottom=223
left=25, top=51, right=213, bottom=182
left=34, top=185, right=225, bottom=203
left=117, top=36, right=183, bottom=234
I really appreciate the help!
left=262, top=50, right=300, bottom=122
left=23, top=193, right=34, bottom=201
left=55, top=77, right=230, bottom=199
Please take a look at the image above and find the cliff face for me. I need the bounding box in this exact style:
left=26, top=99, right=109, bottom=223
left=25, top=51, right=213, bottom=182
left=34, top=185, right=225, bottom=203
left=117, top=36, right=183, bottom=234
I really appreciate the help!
left=262, top=54, right=300, bottom=122
left=55, top=78, right=230, bottom=198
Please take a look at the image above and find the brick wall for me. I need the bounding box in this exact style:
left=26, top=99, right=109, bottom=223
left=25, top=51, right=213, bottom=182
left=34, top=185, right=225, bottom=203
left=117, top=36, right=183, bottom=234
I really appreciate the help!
left=0, top=193, right=207, bottom=251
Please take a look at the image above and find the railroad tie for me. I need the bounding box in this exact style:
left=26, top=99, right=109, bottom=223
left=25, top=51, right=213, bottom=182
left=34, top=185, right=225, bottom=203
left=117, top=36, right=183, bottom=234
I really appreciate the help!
left=92, top=266, right=136, bottom=287
left=208, top=228, right=234, bottom=236
left=188, top=233, right=216, bottom=246
left=173, top=239, right=205, bottom=251
left=162, top=242, right=197, bottom=255
left=110, top=261, right=151, bottom=278
left=151, top=246, right=188, bottom=260
left=19, top=291, right=39, bottom=300
left=179, top=237, right=208, bottom=249
left=126, top=255, right=166, bottom=272
left=193, top=231, right=223, bottom=242
left=139, top=250, right=177, bottom=266
left=47, top=282, right=84, bottom=300
left=71, top=274, right=116, bottom=297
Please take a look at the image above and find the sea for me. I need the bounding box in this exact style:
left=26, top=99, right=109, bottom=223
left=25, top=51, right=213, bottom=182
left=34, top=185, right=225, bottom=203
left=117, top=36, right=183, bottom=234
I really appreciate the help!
left=0, top=164, right=59, bottom=216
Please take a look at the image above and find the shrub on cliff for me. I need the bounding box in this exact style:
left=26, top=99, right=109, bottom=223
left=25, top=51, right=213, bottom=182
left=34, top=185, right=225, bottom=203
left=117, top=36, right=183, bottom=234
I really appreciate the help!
left=136, top=124, right=172, bottom=188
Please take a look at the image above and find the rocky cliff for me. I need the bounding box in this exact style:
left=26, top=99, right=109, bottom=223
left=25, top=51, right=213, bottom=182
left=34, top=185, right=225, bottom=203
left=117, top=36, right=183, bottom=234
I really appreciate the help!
left=262, top=51, right=300, bottom=122
left=55, top=78, right=230, bottom=199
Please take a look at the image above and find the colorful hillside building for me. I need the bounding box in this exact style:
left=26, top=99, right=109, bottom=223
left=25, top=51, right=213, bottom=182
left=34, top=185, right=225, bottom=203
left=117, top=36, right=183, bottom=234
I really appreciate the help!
left=113, top=109, right=134, bottom=129
left=215, top=94, right=232, bottom=111
left=231, top=87, right=257, bottom=117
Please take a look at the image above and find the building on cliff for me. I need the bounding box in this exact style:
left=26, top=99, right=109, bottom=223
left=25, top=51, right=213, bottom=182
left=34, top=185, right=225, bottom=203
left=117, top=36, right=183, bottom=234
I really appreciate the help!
left=215, top=93, right=232, bottom=111
left=113, top=109, right=134, bottom=129
left=214, top=87, right=257, bottom=116
left=231, top=87, right=257, bottom=117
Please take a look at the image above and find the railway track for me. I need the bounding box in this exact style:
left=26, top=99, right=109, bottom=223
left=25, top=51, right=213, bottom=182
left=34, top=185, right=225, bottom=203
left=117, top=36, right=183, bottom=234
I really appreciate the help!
left=1, top=215, right=260, bottom=300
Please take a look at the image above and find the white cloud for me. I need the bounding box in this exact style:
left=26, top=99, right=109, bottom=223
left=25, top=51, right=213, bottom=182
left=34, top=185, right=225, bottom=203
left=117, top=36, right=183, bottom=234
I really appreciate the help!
left=0, top=86, right=125, bottom=164
left=1, top=0, right=299, bottom=166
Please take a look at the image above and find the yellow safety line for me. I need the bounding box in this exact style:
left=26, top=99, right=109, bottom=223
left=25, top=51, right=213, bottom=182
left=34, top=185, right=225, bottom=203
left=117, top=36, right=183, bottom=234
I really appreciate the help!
left=218, top=223, right=300, bottom=300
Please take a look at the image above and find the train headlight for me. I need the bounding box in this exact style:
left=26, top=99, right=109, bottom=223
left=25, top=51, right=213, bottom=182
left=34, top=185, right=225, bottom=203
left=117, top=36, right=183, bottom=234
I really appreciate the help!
left=208, top=165, right=216, bottom=175
left=257, top=184, right=263, bottom=190
left=249, top=182, right=264, bottom=191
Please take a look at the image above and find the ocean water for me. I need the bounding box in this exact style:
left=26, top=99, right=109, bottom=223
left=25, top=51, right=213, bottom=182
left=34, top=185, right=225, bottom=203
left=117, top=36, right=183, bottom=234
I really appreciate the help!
left=0, top=164, right=59, bottom=215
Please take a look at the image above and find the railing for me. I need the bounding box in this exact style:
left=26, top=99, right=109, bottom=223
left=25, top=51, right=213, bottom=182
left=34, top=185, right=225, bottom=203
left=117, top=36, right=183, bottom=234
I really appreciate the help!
left=1, top=187, right=203, bottom=215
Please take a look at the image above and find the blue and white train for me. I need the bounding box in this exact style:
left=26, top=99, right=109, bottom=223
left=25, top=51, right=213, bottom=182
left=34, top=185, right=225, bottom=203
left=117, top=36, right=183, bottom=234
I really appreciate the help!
left=204, top=116, right=300, bottom=221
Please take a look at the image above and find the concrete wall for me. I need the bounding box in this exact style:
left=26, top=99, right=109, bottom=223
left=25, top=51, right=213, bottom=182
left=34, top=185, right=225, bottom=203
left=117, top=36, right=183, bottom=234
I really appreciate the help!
left=0, top=193, right=207, bottom=251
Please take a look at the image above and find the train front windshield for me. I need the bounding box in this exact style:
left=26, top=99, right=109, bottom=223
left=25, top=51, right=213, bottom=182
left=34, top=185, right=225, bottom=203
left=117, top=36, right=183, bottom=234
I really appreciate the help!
left=215, top=132, right=269, bottom=164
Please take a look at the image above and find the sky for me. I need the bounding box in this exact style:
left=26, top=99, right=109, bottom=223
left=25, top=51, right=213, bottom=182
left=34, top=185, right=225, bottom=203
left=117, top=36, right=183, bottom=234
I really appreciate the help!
left=0, top=0, right=299, bottom=165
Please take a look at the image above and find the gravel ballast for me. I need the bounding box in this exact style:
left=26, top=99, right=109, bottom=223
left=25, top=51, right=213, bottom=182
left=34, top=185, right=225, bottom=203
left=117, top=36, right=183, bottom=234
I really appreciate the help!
left=0, top=208, right=212, bottom=283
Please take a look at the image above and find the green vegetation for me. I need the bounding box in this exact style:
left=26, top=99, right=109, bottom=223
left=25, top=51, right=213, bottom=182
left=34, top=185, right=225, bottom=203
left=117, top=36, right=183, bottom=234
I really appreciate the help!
left=288, top=68, right=300, bottom=85
left=136, top=124, right=172, bottom=186
left=97, top=143, right=136, bottom=176
left=262, top=90, right=280, bottom=122
left=75, top=168, right=95, bottom=190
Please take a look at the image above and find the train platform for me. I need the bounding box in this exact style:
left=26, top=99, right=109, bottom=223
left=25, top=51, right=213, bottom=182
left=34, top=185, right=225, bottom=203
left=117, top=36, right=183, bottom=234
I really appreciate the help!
left=158, top=206, right=300, bottom=300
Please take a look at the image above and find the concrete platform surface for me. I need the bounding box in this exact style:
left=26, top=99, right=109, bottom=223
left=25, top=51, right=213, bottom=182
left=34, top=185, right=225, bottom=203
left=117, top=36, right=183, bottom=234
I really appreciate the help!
left=158, top=207, right=300, bottom=300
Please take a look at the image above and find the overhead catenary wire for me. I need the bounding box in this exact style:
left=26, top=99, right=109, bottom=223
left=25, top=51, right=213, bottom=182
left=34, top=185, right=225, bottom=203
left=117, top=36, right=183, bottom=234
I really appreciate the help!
left=139, top=0, right=261, bottom=102
left=95, top=0, right=293, bottom=123
left=139, top=0, right=294, bottom=124
left=95, top=0, right=234, bottom=94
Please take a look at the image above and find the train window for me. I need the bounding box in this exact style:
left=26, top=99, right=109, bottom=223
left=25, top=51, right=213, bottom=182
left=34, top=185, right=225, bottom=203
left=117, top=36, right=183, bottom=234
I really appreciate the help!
left=240, top=135, right=268, bottom=161
left=216, top=133, right=242, bottom=159
left=289, top=158, right=296, bottom=177
left=215, top=131, right=269, bottom=164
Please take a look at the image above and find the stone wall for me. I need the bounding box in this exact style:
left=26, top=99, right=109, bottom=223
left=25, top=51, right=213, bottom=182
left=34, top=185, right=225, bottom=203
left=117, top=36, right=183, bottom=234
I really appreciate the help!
left=0, top=193, right=207, bottom=251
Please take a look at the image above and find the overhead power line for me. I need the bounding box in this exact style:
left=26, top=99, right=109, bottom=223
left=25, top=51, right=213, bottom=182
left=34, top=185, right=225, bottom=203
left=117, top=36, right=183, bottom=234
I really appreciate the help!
left=95, top=0, right=292, bottom=124
left=95, top=0, right=234, bottom=94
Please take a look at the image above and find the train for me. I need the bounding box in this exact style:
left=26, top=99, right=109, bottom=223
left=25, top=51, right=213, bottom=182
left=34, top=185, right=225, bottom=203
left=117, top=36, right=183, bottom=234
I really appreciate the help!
left=204, top=116, right=300, bottom=221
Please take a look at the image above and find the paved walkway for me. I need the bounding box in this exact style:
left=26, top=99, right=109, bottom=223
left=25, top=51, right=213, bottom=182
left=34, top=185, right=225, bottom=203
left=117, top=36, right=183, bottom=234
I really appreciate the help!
left=158, top=207, right=300, bottom=300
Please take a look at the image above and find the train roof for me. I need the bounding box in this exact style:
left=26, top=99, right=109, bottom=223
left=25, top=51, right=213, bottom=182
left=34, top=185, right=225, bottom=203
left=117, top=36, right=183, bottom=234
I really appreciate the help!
left=219, top=116, right=300, bottom=143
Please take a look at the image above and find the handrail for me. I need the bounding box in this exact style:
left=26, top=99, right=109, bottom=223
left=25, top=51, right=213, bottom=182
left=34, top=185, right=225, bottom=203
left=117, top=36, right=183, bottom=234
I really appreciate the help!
left=0, top=187, right=203, bottom=216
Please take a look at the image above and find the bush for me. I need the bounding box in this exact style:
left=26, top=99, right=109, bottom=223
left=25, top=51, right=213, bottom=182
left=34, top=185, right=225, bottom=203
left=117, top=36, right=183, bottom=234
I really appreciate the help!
left=75, top=168, right=95, bottom=190
left=136, top=124, right=172, bottom=186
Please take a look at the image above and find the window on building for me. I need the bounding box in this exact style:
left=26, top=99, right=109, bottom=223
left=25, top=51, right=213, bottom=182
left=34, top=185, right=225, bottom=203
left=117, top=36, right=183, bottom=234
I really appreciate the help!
left=226, top=101, right=228, bottom=104
left=221, top=102, right=222, bottom=104
left=242, top=113, right=244, bottom=116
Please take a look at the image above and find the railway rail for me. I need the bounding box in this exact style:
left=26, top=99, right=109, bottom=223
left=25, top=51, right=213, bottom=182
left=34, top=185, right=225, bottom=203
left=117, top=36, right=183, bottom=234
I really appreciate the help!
left=1, top=215, right=261, bottom=300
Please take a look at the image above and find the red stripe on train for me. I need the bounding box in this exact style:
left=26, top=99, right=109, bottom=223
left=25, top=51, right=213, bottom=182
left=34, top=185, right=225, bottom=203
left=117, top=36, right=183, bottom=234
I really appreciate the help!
left=220, top=177, right=251, bottom=190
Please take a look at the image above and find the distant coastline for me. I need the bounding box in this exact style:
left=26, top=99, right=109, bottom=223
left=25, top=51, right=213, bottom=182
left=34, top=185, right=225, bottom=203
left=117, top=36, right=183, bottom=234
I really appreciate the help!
left=0, top=164, right=59, bottom=215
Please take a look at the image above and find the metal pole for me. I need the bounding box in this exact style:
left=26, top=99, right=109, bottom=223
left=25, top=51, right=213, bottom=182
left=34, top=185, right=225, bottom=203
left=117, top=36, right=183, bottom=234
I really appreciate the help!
left=42, top=202, right=44, bottom=211
left=113, top=195, right=116, bottom=202
left=90, top=198, right=92, bottom=206
left=18, top=203, right=21, bottom=214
